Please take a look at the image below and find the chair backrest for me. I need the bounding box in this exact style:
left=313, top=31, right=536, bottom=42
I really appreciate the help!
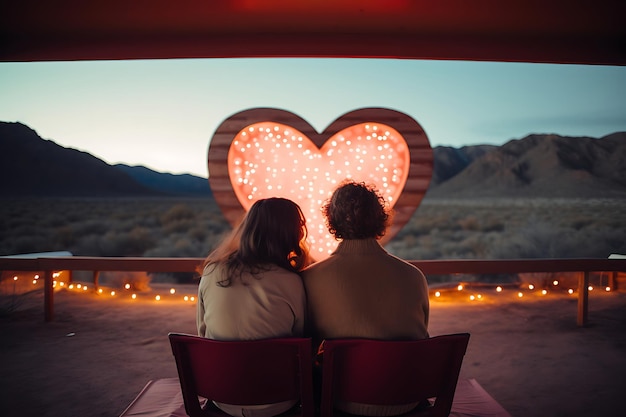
left=168, top=333, right=314, bottom=417
left=320, top=333, right=470, bottom=417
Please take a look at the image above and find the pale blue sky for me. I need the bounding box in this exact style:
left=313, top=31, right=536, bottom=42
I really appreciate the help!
left=1, top=58, right=625, bottom=177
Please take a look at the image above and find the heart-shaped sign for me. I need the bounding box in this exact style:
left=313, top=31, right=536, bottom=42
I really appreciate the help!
left=208, top=108, right=433, bottom=261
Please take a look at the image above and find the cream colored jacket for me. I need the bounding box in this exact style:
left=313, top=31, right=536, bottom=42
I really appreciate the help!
left=302, top=238, right=430, bottom=345
left=302, top=239, right=430, bottom=416
left=196, top=263, right=306, bottom=417
left=197, top=263, right=305, bottom=340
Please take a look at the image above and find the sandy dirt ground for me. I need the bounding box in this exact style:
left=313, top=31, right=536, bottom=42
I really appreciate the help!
left=1, top=282, right=625, bottom=417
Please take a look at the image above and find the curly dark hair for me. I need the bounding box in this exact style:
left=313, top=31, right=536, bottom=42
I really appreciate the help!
left=323, top=180, right=390, bottom=240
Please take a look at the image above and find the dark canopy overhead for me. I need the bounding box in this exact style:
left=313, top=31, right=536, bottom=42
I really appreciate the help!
left=1, top=0, right=625, bottom=65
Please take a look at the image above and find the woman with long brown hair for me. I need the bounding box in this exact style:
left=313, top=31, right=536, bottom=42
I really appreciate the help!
left=196, top=197, right=310, bottom=417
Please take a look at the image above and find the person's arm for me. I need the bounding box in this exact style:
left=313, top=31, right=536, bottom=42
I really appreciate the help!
left=196, top=282, right=206, bottom=337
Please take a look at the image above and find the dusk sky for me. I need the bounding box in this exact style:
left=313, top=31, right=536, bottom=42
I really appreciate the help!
left=1, top=58, right=625, bottom=178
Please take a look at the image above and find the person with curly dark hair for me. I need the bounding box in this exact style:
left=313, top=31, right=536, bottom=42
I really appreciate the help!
left=302, top=180, right=430, bottom=416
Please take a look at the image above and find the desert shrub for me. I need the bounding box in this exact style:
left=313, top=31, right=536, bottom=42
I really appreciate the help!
left=482, top=218, right=505, bottom=232
left=458, top=215, right=481, bottom=231
left=72, top=219, right=111, bottom=236
left=100, top=227, right=156, bottom=256
left=162, top=217, right=195, bottom=234
left=72, top=234, right=103, bottom=256
left=188, top=224, right=208, bottom=241
left=71, top=227, right=156, bottom=256
left=570, top=216, right=594, bottom=230
left=40, top=212, right=69, bottom=228
left=161, top=203, right=195, bottom=223
left=53, top=225, right=76, bottom=247
left=144, top=235, right=207, bottom=257
left=10, top=235, right=52, bottom=254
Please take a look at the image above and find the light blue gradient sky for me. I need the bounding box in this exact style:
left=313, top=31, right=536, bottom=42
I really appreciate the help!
left=1, top=58, right=625, bottom=177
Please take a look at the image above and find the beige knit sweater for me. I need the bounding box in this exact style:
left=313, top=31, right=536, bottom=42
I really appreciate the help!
left=302, top=238, right=430, bottom=346
left=302, top=239, right=430, bottom=416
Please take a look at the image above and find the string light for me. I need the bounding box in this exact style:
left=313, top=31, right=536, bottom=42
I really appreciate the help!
left=9, top=271, right=615, bottom=308
left=228, top=121, right=410, bottom=260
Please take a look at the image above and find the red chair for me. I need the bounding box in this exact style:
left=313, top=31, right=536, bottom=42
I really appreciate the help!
left=319, top=333, right=471, bottom=417
left=168, top=333, right=315, bottom=417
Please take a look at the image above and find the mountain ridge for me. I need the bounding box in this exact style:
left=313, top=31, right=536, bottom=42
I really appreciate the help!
left=2, top=121, right=625, bottom=199
left=0, top=122, right=214, bottom=198
left=426, top=132, right=626, bottom=199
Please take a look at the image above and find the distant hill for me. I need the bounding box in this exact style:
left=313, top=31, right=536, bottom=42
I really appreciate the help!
left=115, top=164, right=212, bottom=197
left=431, top=145, right=497, bottom=185
left=0, top=122, right=209, bottom=198
left=427, top=132, right=626, bottom=199
left=2, top=121, right=625, bottom=199
left=0, top=122, right=161, bottom=197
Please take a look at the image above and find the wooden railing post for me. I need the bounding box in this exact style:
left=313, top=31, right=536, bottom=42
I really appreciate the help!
left=93, top=270, right=100, bottom=291
left=577, top=271, right=589, bottom=327
left=609, top=271, right=617, bottom=291
left=44, top=269, right=54, bottom=322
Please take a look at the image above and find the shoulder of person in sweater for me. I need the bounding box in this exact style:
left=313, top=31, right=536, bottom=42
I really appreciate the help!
left=386, top=251, right=427, bottom=276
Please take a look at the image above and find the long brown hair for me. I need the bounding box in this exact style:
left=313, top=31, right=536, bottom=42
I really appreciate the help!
left=203, top=197, right=309, bottom=286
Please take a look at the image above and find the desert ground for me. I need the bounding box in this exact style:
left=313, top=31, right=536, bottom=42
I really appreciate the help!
left=1, top=281, right=625, bottom=417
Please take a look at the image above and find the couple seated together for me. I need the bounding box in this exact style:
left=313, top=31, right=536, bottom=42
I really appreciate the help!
left=196, top=180, right=430, bottom=417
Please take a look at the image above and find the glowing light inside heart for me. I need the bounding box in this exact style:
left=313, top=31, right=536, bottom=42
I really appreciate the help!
left=228, top=121, right=410, bottom=260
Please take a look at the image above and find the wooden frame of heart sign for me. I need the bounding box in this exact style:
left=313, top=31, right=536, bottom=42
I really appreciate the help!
left=208, top=107, right=433, bottom=261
